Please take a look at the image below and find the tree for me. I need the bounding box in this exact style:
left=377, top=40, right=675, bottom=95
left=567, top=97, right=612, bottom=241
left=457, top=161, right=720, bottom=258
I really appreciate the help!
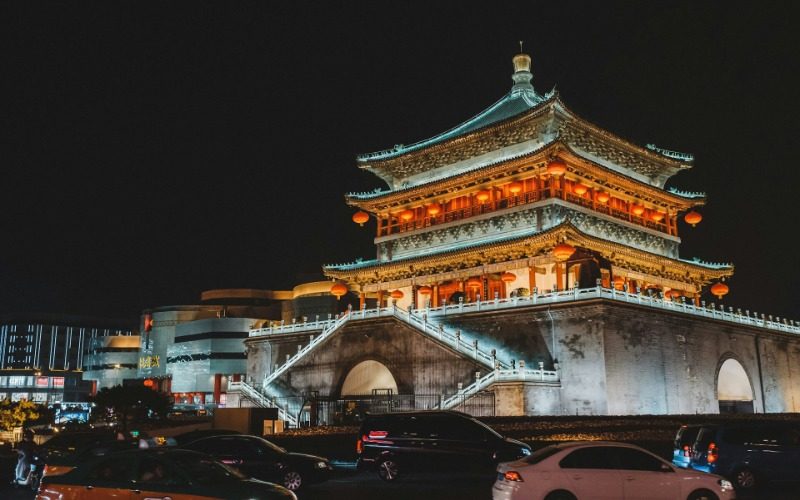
left=92, top=385, right=171, bottom=431
left=0, top=399, right=42, bottom=431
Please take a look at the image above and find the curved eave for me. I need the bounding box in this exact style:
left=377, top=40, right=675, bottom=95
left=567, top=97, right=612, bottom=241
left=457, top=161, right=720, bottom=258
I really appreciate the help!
left=558, top=98, right=691, bottom=174
left=357, top=100, right=692, bottom=192
left=357, top=88, right=550, bottom=163
left=323, top=221, right=733, bottom=284
left=345, top=140, right=704, bottom=213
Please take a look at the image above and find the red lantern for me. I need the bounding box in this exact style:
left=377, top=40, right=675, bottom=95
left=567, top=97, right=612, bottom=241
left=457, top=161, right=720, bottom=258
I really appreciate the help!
left=417, top=285, right=432, bottom=295
left=546, top=160, right=567, bottom=176
left=143, top=379, right=154, bottom=388
left=330, top=283, right=348, bottom=300
left=573, top=184, right=588, bottom=196
left=399, top=209, right=414, bottom=221
left=596, top=192, right=610, bottom=203
left=352, top=211, right=369, bottom=226
left=553, top=242, right=576, bottom=261
left=651, top=211, right=665, bottom=222
left=501, top=272, right=516, bottom=283
left=390, top=290, right=404, bottom=300
left=426, top=204, right=441, bottom=216
left=612, top=276, right=625, bottom=290
left=508, top=181, right=524, bottom=195
left=685, top=211, right=702, bottom=227
left=710, top=282, right=729, bottom=299
left=476, top=191, right=491, bottom=203
left=466, top=278, right=482, bottom=289
left=631, top=205, right=645, bottom=216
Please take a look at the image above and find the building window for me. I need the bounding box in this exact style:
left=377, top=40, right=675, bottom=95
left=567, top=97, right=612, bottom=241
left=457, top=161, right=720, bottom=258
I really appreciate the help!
left=31, top=392, right=47, bottom=403
left=11, top=392, right=29, bottom=402
left=52, top=377, right=65, bottom=388
left=9, top=376, right=26, bottom=387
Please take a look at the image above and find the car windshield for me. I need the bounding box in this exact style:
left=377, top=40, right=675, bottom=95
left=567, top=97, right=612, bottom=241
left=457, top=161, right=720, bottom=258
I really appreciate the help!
left=469, top=418, right=502, bottom=439
left=169, top=452, right=250, bottom=483
left=259, top=438, right=286, bottom=454
left=523, top=445, right=561, bottom=464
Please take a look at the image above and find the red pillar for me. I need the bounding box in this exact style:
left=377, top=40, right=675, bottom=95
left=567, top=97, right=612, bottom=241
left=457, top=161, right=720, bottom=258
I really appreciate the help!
left=213, top=374, right=222, bottom=405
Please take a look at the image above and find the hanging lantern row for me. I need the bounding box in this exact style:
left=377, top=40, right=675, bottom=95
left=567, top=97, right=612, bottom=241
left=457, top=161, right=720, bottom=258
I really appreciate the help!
left=684, top=210, right=702, bottom=227
left=330, top=282, right=348, bottom=300
left=501, top=272, right=516, bottom=283
left=546, top=160, right=567, bottom=176
left=352, top=211, right=369, bottom=226
left=553, top=242, right=576, bottom=261
left=390, top=290, right=404, bottom=300
left=466, top=277, right=482, bottom=289
left=710, top=281, right=729, bottom=299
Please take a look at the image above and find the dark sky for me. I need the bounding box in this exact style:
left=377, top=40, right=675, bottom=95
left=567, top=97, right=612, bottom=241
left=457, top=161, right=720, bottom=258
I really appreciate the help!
left=2, top=2, right=799, bottom=321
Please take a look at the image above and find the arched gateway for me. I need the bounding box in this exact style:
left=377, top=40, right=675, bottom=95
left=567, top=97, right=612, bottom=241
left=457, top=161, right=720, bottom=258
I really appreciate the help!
left=341, top=360, right=398, bottom=396
left=717, top=358, right=754, bottom=414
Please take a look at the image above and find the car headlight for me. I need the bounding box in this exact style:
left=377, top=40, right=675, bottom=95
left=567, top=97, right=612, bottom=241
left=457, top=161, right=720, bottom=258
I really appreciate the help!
left=315, top=461, right=329, bottom=469
left=718, top=479, right=734, bottom=492
left=520, top=448, right=531, bottom=456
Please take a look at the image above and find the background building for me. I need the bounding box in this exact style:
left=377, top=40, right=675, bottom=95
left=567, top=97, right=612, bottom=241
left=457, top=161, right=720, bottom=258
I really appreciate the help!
left=0, top=314, right=137, bottom=403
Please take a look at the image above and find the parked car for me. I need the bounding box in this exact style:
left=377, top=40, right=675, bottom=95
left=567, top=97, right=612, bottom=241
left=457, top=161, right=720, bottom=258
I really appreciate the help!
left=672, top=424, right=704, bottom=468
left=356, top=410, right=531, bottom=481
left=180, top=434, right=332, bottom=492
left=493, top=441, right=735, bottom=500
left=36, top=448, right=297, bottom=499
left=691, top=422, right=800, bottom=490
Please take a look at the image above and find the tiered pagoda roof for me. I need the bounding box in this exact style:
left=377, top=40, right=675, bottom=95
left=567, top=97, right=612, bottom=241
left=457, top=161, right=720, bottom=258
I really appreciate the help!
left=326, top=51, right=733, bottom=292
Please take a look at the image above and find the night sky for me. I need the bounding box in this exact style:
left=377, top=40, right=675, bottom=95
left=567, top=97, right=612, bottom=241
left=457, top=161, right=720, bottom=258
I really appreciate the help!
left=3, top=2, right=798, bottom=321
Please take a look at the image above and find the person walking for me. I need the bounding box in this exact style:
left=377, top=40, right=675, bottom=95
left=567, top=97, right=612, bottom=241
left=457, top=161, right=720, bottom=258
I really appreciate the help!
left=14, top=430, right=35, bottom=485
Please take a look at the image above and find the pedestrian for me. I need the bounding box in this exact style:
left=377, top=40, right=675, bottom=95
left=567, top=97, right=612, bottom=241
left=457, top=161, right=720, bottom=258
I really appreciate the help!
left=14, top=430, right=35, bottom=485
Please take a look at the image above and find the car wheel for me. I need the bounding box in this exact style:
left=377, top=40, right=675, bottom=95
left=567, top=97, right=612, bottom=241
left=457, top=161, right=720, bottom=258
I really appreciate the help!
left=282, top=470, right=303, bottom=491
left=545, top=490, right=577, bottom=500
left=732, top=468, right=757, bottom=489
left=687, top=489, right=718, bottom=500
left=377, top=457, right=399, bottom=481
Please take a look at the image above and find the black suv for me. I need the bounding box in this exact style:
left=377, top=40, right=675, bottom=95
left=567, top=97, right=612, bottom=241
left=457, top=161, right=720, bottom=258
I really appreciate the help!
left=356, top=410, right=531, bottom=481
left=691, top=422, right=800, bottom=490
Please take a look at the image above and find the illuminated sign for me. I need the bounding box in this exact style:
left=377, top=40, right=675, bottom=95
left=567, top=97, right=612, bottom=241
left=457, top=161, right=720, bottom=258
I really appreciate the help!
left=144, top=313, right=153, bottom=332
left=36, top=376, right=49, bottom=388
left=139, top=356, right=160, bottom=369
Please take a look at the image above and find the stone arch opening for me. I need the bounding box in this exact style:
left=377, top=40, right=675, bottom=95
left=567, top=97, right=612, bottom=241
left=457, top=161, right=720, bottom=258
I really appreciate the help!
left=341, top=359, right=398, bottom=396
left=717, top=357, right=754, bottom=414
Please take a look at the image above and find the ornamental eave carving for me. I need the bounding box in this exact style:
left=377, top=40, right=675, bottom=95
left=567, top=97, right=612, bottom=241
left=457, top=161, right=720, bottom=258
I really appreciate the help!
left=349, top=142, right=699, bottom=214
left=324, top=222, right=732, bottom=287
left=357, top=98, right=687, bottom=192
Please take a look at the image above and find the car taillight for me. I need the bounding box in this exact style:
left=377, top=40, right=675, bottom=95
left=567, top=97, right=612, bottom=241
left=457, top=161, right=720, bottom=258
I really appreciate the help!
left=707, top=442, right=718, bottom=463
left=362, top=430, right=392, bottom=445
left=683, top=444, right=690, bottom=457
left=504, top=471, right=524, bottom=482
left=356, top=438, right=363, bottom=454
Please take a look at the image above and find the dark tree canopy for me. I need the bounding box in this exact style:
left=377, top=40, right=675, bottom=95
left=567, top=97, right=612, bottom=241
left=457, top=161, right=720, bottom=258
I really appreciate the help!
left=92, top=385, right=170, bottom=430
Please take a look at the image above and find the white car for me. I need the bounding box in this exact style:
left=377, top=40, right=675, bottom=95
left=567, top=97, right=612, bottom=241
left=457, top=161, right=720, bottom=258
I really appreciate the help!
left=493, top=441, right=735, bottom=500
